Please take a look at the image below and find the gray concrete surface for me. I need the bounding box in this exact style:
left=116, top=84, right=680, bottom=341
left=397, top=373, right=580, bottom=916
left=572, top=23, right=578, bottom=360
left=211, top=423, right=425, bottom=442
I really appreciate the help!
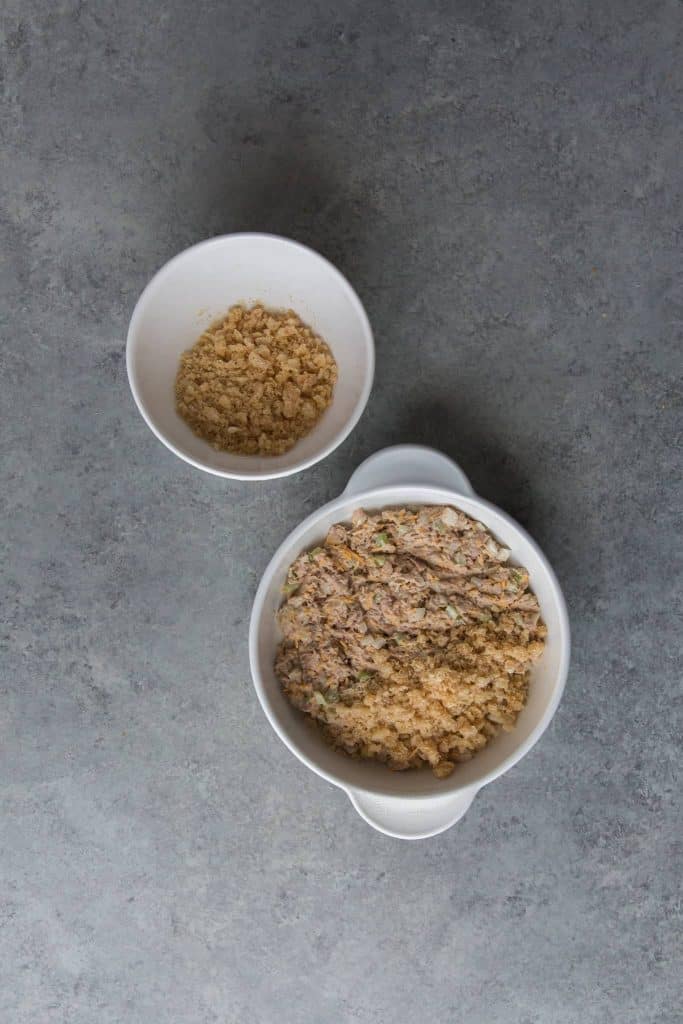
left=1, top=1, right=681, bottom=1021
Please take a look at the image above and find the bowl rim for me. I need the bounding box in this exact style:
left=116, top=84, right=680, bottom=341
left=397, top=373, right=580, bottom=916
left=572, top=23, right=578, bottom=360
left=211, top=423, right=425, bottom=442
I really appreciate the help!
left=125, top=232, right=375, bottom=481
left=249, top=483, right=571, bottom=800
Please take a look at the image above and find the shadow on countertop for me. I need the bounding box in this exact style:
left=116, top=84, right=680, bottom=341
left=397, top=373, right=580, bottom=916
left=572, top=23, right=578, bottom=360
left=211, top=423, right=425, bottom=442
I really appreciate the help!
left=186, top=98, right=383, bottom=308
left=363, top=396, right=537, bottom=532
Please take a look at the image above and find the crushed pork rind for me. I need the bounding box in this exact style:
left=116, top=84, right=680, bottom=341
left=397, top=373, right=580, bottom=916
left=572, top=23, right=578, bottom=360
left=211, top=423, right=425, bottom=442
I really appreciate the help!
left=175, top=304, right=337, bottom=455
left=275, top=505, right=546, bottom=778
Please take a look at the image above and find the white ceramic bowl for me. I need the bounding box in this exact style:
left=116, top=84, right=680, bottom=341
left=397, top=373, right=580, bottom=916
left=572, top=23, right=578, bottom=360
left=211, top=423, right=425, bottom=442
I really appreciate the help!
left=250, top=445, right=570, bottom=839
left=126, top=234, right=374, bottom=480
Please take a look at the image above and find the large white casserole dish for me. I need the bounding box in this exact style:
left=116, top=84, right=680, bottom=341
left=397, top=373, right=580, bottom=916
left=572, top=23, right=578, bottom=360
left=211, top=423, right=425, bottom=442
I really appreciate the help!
left=249, top=446, right=570, bottom=839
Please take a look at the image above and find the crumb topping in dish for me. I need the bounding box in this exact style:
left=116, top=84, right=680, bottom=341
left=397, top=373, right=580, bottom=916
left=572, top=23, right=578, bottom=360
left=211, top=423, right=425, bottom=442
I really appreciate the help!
left=175, top=303, right=337, bottom=455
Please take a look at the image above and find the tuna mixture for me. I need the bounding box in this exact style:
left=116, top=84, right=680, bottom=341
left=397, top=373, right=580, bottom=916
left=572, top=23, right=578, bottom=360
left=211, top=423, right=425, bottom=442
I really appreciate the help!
left=275, top=506, right=546, bottom=778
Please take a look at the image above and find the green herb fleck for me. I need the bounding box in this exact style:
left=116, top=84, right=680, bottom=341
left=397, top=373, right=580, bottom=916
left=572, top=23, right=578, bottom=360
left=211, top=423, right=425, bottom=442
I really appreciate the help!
left=373, top=554, right=386, bottom=566
left=374, top=532, right=389, bottom=547
left=313, top=691, right=328, bottom=707
left=357, top=670, right=372, bottom=683
left=308, top=547, right=323, bottom=561
left=282, top=581, right=300, bottom=596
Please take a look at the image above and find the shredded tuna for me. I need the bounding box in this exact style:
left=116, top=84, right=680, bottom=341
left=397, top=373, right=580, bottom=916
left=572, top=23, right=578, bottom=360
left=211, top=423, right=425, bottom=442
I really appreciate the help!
left=275, top=506, right=546, bottom=778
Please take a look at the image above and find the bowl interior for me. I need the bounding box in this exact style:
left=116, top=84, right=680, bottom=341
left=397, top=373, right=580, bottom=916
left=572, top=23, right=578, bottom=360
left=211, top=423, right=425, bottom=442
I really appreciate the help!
left=127, top=235, right=373, bottom=478
left=251, top=485, right=569, bottom=799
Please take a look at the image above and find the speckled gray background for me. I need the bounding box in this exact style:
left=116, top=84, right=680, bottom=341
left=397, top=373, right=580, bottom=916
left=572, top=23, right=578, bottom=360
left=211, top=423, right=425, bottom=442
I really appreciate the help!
left=1, top=1, right=681, bottom=1021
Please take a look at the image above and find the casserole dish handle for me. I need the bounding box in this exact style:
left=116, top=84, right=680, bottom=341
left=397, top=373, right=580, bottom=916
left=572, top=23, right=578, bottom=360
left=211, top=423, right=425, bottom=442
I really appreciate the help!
left=343, top=444, right=474, bottom=498
left=348, top=788, right=478, bottom=840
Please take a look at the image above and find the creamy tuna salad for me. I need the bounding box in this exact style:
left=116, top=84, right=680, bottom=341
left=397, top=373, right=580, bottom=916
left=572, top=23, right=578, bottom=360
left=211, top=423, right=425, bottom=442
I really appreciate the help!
left=275, top=506, right=546, bottom=778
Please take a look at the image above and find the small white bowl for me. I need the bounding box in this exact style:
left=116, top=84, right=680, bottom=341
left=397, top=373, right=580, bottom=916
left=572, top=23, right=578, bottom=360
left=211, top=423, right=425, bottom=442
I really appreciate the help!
left=249, top=445, right=571, bottom=840
left=126, top=234, right=374, bottom=480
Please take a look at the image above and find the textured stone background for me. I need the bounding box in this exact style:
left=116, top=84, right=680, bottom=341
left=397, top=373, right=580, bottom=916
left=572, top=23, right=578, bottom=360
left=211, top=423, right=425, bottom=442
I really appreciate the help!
left=1, top=1, right=681, bottom=1022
